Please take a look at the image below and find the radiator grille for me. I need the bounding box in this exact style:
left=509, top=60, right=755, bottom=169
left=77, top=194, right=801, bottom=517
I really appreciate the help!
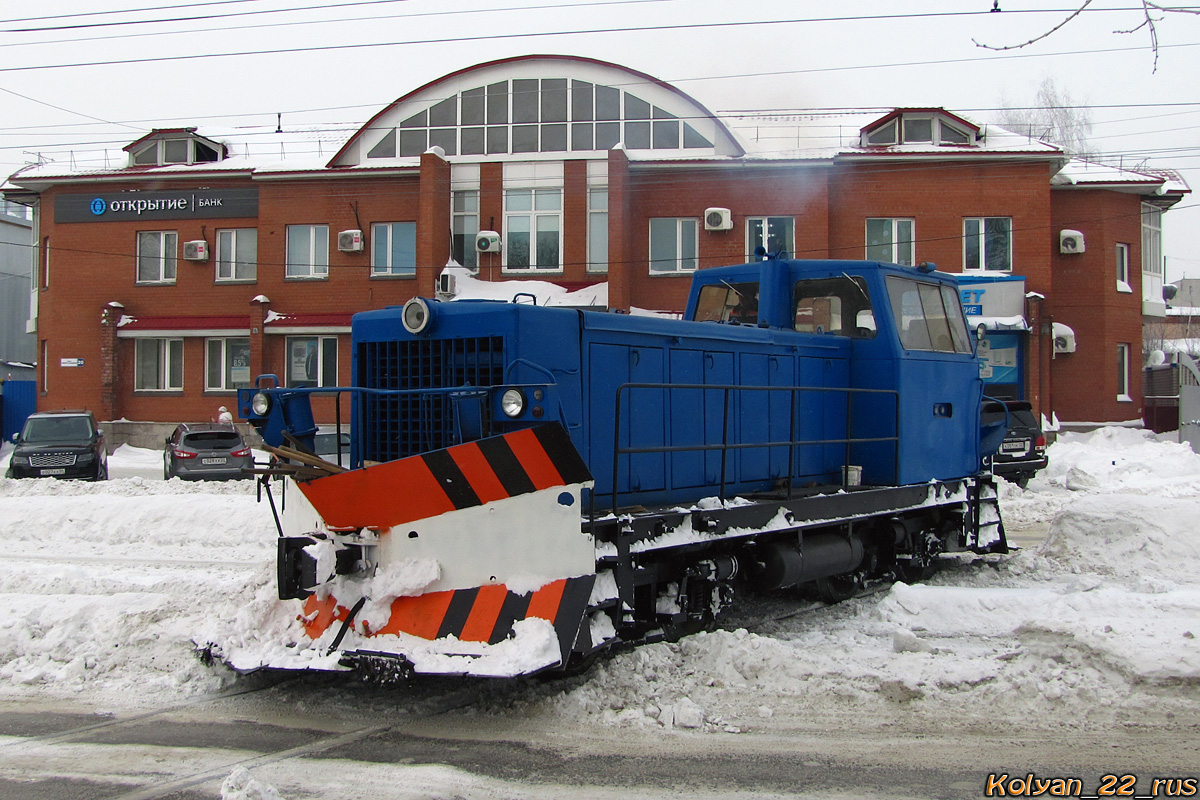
left=358, top=336, right=505, bottom=462
left=30, top=453, right=78, bottom=467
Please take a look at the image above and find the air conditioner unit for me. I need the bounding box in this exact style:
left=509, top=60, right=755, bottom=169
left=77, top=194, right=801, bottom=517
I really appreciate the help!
left=1052, top=322, right=1077, bottom=354
left=337, top=229, right=364, bottom=252
left=1059, top=229, right=1085, bottom=254
left=704, top=207, right=733, bottom=231
left=475, top=230, right=502, bottom=253
left=436, top=273, right=456, bottom=297
left=182, top=240, right=208, bottom=261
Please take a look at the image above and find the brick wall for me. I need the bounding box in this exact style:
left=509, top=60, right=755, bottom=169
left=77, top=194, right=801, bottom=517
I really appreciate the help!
left=1049, top=190, right=1146, bottom=422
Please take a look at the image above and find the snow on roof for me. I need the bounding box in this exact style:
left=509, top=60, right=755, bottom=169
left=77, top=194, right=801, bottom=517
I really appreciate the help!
left=443, top=265, right=608, bottom=308
left=5, top=109, right=1069, bottom=188
left=1052, top=158, right=1190, bottom=196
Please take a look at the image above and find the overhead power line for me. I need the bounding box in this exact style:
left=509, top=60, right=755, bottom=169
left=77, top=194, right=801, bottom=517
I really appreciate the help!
left=2, top=14, right=1199, bottom=75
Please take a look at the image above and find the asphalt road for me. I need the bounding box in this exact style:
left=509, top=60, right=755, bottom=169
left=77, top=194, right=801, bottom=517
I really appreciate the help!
left=1, top=674, right=1196, bottom=800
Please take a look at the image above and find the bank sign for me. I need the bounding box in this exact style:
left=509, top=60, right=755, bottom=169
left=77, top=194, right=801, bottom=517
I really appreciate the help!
left=55, top=188, right=258, bottom=223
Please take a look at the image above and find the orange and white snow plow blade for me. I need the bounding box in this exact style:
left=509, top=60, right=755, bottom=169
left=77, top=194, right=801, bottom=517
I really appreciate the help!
left=230, top=424, right=600, bottom=677
left=301, top=575, right=596, bottom=677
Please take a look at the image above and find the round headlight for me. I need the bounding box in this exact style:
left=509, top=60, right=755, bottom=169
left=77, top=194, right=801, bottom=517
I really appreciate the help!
left=500, top=388, right=526, bottom=418
left=251, top=392, right=272, bottom=416
left=402, top=297, right=432, bottom=334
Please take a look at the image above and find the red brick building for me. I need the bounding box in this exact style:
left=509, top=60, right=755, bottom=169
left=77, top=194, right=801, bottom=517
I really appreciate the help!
left=3, top=55, right=1187, bottom=432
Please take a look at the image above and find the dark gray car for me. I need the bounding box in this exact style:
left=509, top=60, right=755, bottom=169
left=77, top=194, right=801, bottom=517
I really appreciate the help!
left=983, top=400, right=1048, bottom=488
left=164, top=423, right=253, bottom=480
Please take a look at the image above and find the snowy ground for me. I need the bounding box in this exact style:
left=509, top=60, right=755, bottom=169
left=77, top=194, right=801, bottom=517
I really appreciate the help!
left=2, top=429, right=1199, bottom=796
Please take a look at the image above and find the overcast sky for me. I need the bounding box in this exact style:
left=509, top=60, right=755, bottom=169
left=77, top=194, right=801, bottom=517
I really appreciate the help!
left=4, top=1, right=1198, bottom=278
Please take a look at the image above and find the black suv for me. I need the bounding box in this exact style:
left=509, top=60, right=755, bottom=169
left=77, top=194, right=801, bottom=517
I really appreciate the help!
left=6, top=410, right=108, bottom=480
left=983, top=400, right=1048, bottom=488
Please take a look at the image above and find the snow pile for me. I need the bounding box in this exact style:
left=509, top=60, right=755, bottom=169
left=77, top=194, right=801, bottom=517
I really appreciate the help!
left=221, top=767, right=285, bottom=800
left=2, top=428, right=1200, bottom=738
left=530, top=429, right=1200, bottom=734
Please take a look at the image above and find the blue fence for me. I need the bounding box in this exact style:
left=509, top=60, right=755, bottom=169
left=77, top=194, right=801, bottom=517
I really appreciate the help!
left=1, top=380, right=36, bottom=442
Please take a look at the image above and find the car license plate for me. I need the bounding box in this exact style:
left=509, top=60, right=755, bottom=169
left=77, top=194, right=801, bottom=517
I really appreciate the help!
left=1001, top=440, right=1029, bottom=453
left=201, top=457, right=227, bottom=465
left=39, top=468, right=66, bottom=476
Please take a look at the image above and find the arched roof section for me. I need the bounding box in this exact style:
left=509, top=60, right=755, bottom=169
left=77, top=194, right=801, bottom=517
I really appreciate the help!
left=328, top=55, right=743, bottom=167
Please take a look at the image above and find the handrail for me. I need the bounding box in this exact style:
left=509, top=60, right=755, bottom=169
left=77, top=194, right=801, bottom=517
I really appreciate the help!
left=609, top=382, right=900, bottom=514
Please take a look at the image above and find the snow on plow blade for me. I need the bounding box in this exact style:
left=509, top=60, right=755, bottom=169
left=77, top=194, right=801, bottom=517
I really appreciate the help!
left=227, top=423, right=599, bottom=678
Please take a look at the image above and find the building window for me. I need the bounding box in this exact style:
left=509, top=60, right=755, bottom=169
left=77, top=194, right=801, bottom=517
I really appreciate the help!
left=866, top=218, right=914, bottom=265
left=649, top=218, right=698, bottom=274
left=451, top=190, right=479, bottom=270
left=286, top=336, right=338, bottom=387
left=863, top=113, right=975, bottom=147
left=747, top=217, right=795, bottom=261
left=1142, top=203, right=1164, bottom=312
left=205, top=337, right=251, bottom=392
left=136, top=231, right=177, bottom=284
left=216, top=229, right=257, bottom=282
left=588, top=187, right=608, bottom=273
left=1117, top=343, right=1131, bottom=401
left=366, top=79, right=714, bottom=159
left=129, top=136, right=223, bottom=167
left=963, top=217, right=1012, bottom=272
left=1116, top=243, right=1131, bottom=292
left=40, top=236, right=49, bottom=289
left=1142, top=204, right=1162, bottom=275
left=371, top=222, right=416, bottom=277
left=134, top=338, right=183, bottom=391
left=504, top=188, right=561, bottom=271
left=286, top=225, right=329, bottom=279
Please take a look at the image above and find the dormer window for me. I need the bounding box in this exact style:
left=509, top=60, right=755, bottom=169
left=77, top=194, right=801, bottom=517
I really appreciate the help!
left=126, top=129, right=225, bottom=167
left=861, top=110, right=978, bottom=148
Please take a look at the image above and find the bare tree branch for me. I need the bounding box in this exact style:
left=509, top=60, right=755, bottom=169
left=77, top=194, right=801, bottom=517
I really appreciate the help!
left=973, top=0, right=1094, bottom=51
left=975, top=1, right=1200, bottom=72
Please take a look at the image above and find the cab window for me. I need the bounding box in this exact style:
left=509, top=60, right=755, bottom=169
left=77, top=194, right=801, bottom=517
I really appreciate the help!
left=886, top=276, right=972, bottom=353
left=792, top=276, right=875, bottom=337
left=695, top=281, right=759, bottom=324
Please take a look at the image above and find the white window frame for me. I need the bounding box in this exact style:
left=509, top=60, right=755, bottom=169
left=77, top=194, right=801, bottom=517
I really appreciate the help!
left=746, top=216, right=795, bottom=261
left=587, top=186, right=609, bottom=273
left=1117, top=343, right=1131, bottom=402
left=1142, top=204, right=1163, bottom=276
left=1116, top=242, right=1131, bottom=293
left=503, top=187, right=562, bottom=272
left=285, top=224, right=329, bottom=279
left=866, top=218, right=914, bottom=265
left=451, top=189, right=479, bottom=270
left=1142, top=203, right=1164, bottom=313
left=285, top=335, right=338, bottom=387
left=205, top=337, right=251, bottom=392
left=130, top=137, right=221, bottom=167
left=649, top=218, right=699, bottom=274
left=134, top=338, right=183, bottom=392
left=370, top=222, right=417, bottom=277
left=216, top=228, right=257, bottom=282
left=963, top=217, right=1012, bottom=272
left=40, top=235, right=49, bottom=289
left=136, top=230, right=177, bottom=284
left=862, top=114, right=975, bottom=147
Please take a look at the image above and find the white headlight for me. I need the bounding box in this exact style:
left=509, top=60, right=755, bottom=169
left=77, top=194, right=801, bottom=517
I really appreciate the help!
left=251, top=392, right=271, bottom=416
left=402, top=298, right=432, bottom=334
left=500, top=388, right=526, bottom=418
